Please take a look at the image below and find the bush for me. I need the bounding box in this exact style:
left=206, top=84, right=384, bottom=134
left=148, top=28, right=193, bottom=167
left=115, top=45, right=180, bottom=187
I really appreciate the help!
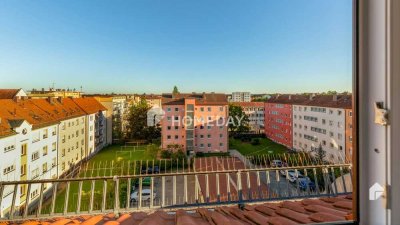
left=160, top=150, right=172, bottom=158
left=251, top=138, right=261, bottom=145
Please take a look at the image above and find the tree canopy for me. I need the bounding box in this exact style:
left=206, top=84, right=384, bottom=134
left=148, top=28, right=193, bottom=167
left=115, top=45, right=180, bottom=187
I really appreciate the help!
left=126, top=99, right=161, bottom=141
left=228, top=104, right=250, bottom=134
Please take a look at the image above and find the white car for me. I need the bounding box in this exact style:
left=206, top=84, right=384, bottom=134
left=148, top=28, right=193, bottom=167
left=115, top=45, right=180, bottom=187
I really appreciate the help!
left=130, top=189, right=156, bottom=202
left=285, top=170, right=305, bottom=182
left=271, top=160, right=283, bottom=168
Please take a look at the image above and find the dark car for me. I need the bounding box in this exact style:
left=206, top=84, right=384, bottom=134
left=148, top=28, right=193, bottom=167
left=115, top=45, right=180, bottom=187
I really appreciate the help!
left=141, top=166, right=160, bottom=174
left=298, top=178, right=316, bottom=191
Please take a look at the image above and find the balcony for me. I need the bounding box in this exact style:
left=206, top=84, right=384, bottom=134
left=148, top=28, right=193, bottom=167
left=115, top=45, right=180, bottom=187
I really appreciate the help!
left=0, top=158, right=352, bottom=222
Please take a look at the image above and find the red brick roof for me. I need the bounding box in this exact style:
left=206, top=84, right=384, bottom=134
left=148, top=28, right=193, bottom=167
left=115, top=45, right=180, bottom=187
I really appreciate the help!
left=162, top=93, right=228, bottom=106
left=0, top=89, right=21, bottom=99
left=5, top=195, right=353, bottom=225
left=266, top=94, right=352, bottom=109
left=0, top=98, right=106, bottom=137
left=72, top=97, right=107, bottom=114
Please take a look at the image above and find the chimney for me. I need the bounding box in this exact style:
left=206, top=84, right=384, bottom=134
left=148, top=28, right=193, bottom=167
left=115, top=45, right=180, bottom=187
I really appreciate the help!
left=47, top=97, right=55, bottom=104
left=288, top=95, right=292, bottom=100
left=309, top=93, right=316, bottom=100
left=57, top=97, right=63, bottom=104
left=333, top=95, right=338, bottom=101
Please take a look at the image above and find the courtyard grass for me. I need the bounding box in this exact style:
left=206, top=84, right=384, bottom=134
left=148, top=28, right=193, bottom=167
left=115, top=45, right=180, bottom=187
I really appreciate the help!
left=40, top=144, right=159, bottom=215
left=229, top=137, right=288, bottom=156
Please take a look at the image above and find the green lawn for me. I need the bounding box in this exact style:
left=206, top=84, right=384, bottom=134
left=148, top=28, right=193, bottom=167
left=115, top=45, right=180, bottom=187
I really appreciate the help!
left=229, top=137, right=288, bottom=155
left=40, top=144, right=159, bottom=214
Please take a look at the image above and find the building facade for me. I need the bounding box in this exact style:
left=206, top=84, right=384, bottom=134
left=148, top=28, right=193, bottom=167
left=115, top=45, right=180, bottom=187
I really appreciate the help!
left=28, top=88, right=82, bottom=99
left=230, top=92, right=251, bottom=102
left=161, top=93, right=228, bottom=154
left=345, top=109, right=353, bottom=163
left=232, top=102, right=265, bottom=133
left=0, top=97, right=107, bottom=217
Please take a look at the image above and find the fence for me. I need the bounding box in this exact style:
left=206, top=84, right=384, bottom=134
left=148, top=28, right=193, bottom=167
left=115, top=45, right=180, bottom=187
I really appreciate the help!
left=0, top=162, right=352, bottom=221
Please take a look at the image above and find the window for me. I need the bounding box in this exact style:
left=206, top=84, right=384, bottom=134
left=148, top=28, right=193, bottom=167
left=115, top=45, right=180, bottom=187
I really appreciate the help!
left=207, top=107, right=211, bottom=112
left=175, top=107, right=179, bottom=111
left=167, top=135, right=171, bottom=139
left=167, top=107, right=171, bottom=112
left=3, top=165, right=15, bottom=175
left=43, top=146, right=48, bottom=156
left=200, top=107, right=204, bottom=112
left=4, top=144, right=15, bottom=153
left=21, top=164, right=26, bottom=176
left=32, top=151, right=39, bottom=161
left=42, top=163, right=48, bottom=173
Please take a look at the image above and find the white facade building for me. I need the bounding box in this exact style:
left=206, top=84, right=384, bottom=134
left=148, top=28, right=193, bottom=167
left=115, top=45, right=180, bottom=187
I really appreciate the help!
left=292, top=105, right=346, bottom=162
left=0, top=120, right=58, bottom=217
left=230, top=92, right=251, bottom=102
left=233, top=102, right=265, bottom=133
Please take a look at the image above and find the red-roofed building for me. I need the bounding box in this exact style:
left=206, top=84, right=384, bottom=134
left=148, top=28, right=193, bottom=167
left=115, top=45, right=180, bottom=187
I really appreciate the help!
left=0, top=89, right=27, bottom=100
left=161, top=93, right=229, bottom=154
left=0, top=97, right=108, bottom=217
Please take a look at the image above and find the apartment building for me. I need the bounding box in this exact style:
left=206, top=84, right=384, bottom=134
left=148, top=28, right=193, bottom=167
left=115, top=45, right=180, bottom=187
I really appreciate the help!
left=28, top=88, right=82, bottom=99
left=292, top=95, right=352, bottom=162
left=161, top=93, right=229, bottom=154
left=232, top=102, right=265, bottom=133
left=230, top=92, right=251, bottom=102
left=0, top=97, right=107, bottom=216
left=73, top=98, right=108, bottom=155
left=345, top=108, right=353, bottom=162
left=90, top=95, right=128, bottom=143
left=264, top=95, right=309, bottom=149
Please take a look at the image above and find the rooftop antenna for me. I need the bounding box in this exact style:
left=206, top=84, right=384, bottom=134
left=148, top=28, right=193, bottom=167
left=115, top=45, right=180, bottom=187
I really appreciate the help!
left=80, top=86, right=83, bottom=92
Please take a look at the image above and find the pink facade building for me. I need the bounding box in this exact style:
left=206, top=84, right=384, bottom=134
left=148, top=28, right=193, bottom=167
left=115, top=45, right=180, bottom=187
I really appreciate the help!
left=161, top=93, right=228, bottom=154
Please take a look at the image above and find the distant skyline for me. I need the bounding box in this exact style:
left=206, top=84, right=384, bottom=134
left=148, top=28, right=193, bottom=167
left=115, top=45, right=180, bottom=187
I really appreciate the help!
left=0, top=0, right=352, bottom=94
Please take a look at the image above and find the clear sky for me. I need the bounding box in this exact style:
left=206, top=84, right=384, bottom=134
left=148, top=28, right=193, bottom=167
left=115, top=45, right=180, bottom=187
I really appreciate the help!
left=0, top=0, right=352, bottom=94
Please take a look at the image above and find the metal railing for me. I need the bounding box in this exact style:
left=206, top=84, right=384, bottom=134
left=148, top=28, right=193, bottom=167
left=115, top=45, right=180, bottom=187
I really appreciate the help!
left=0, top=161, right=352, bottom=221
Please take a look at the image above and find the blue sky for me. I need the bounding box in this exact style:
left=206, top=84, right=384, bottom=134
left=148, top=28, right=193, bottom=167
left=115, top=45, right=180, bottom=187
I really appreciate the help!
left=0, top=0, right=352, bottom=94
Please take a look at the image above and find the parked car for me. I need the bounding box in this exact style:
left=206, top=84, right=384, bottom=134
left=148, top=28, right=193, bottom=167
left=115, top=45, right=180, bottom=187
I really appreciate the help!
left=141, top=166, right=160, bottom=174
left=287, top=170, right=305, bottom=182
left=130, top=189, right=157, bottom=202
left=271, top=160, right=283, bottom=168
left=298, top=178, right=316, bottom=191
left=280, top=169, right=303, bottom=177
left=133, top=177, right=152, bottom=187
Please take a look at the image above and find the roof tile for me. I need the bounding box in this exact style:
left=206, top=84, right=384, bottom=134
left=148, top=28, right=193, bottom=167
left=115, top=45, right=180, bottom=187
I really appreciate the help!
left=276, top=208, right=312, bottom=224
left=309, top=212, right=345, bottom=223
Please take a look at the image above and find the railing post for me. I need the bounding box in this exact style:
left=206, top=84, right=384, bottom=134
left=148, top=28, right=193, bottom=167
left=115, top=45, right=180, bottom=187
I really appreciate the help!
left=101, top=179, right=107, bottom=212
left=24, top=183, right=32, bottom=218
left=184, top=175, right=188, bottom=205
left=216, top=173, right=220, bottom=203
left=77, top=181, right=83, bottom=214
left=256, top=171, right=262, bottom=199
left=226, top=173, right=231, bottom=202
left=161, top=176, right=165, bottom=207
left=36, top=183, right=44, bottom=217
left=173, top=175, right=177, bottom=205
left=246, top=171, right=251, bottom=200
left=114, top=177, right=119, bottom=214
left=150, top=177, right=154, bottom=208
left=313, top=168, right=320, bottom=195
left=64, top=182, right=70, bottom=215
left=275, top=170, right=281, bottom=198
left=340, top=166, right=348, bottom=193
left=205, top=174, right=209, bottom=203
left=126, top=178, right=131, bottom=210
left=237, top=171, right=242, bottom=203
left=330, top=167, right=338, bottom=195
left=138, top=177, right=142, bottom=209
left=89, top=180, right=95, bottom=213
left=0, top=184, right=4, bottom=217
left=194, top=175, right=199, bottom=204
left=9, top=184, right=18, bottom=220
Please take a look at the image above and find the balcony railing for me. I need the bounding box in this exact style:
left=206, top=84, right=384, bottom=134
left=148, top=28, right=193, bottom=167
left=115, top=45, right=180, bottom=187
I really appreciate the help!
left=0, top=162, right=352, bottom=221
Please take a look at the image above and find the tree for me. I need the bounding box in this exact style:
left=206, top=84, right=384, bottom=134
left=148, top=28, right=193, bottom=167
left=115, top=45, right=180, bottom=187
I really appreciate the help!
left=228, top=104, right=250, bottom=134
left=172, top=86, right=179, bottom=95
left=312, top=143, right=327, bottom=163
left=126, top=99, right=161, bottom=141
